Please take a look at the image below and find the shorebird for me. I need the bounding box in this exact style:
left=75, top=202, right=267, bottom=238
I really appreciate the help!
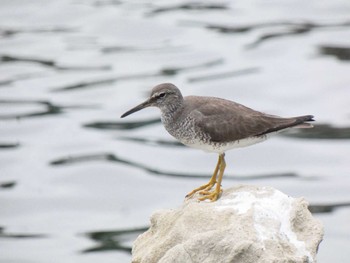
left=121, top=83, right=314, bottom=201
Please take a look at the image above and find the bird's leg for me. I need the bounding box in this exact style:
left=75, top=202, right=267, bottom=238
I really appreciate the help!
left=199, top=155, right=221, bottom=194
left=185, top=155, right=221, bottom=199
left=198, top=153, right=226, bottom=202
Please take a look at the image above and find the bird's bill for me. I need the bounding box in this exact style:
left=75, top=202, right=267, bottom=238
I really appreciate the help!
left=120, top=99, right=151, bottom=118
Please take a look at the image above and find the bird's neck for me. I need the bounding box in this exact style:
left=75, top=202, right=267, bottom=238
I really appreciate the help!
left=159, top=101, right=184, bottom=124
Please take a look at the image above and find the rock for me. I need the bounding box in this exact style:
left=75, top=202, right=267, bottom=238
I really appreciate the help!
left=132, top=185, right=324, bottom=263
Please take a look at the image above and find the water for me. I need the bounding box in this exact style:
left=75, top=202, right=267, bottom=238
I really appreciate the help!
left=1, top=0, right=350, bottom=262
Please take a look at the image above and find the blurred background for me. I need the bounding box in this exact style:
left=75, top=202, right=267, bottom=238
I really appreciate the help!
left=1, top=0, right=350, bottom=262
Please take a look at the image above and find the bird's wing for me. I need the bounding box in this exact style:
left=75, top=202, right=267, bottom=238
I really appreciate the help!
left=188, top=97, right=312, bottom=143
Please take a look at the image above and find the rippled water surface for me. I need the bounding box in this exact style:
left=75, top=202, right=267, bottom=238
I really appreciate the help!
left=1, top=1, right=350, bottom=262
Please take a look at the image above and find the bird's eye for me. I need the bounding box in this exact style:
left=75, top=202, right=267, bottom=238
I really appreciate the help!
left=157, top=92, right=166, bottom=99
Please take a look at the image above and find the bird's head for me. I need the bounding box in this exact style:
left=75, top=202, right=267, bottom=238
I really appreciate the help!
left=121, top=83, right=183, bottom=118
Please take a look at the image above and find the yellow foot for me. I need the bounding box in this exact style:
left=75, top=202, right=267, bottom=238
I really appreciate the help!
left=199, top=183, right=216, bottom=195
left=198, top=189, right=223, bottom=202
left=185, top=182, right=216, bottom=199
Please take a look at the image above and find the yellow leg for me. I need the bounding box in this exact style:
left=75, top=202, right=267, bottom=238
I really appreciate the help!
left=185, top=155, right=221, bottom=199
left=198, top=153, right=225, bottom=202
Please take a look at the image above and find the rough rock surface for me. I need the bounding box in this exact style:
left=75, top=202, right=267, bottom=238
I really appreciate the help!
left=132, top=185, right=324, bottom=263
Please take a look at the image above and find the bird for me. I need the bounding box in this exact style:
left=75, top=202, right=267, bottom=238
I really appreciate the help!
left=121, top=83, right=314, bottom=201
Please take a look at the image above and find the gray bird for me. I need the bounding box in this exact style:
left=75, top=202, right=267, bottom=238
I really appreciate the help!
left=121, top=83, right=314, bottom=201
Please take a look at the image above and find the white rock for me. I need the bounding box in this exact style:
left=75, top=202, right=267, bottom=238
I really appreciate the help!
left=132, top=185, right=324, bottom=263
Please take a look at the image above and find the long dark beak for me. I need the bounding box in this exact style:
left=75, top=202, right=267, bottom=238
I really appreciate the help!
left=120, top=99, right=151, bottom=118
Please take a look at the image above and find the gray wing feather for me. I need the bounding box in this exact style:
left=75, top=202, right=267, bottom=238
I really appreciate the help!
left=187, top=96, right=313, bottom=143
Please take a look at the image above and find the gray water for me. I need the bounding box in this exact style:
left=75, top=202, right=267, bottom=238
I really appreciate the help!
left=1, top=0, right=350, bottom=262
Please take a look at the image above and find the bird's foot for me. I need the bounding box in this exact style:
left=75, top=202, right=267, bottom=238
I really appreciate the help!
left=199, top=184, right=216, bottom=194
left=185, top=181, right=216, bottom=199
left=198, top=188, right=223, bottom=202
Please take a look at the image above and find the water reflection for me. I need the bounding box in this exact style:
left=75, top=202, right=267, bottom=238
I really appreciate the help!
left=53, top=58, right=224, bottom=92
left=0, top=181, right=16, bottom=189
left=82, top=227, right=148, bottom=254
left=52, top=73, right=157, bottom=92
left=50, top=152, right=304, bottom=180
left=0, top=142, right=20, bottom=149
left=101, top=43, right=186, bottom=54
left=0, top=26, right=75, bottom=38
left=0, top=99, right=95, bottom=120
left=187, top=67, right=260, bottom=83
left=282, top=124, right=350, bottom=140
left=93, top=0, right=123, bottom=7
left=0, top=55, right=111, bottom=71
left=183, top=20, right=350, bottom=49
left=84, top=118, right=160, bottom=130
left=309, top=202, right=350, bottom=214
left=0, top=227, right=47, bottom=239
left=148, top=2, right=228, bottom=16
left=319, top=45, right=350, bottom=61
left=0, top=74, right=41, bottom=86
left=119, top=136, right=184, bottom=147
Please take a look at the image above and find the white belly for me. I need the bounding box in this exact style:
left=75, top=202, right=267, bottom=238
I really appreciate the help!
left=182, top=135, right=269, bottom=154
